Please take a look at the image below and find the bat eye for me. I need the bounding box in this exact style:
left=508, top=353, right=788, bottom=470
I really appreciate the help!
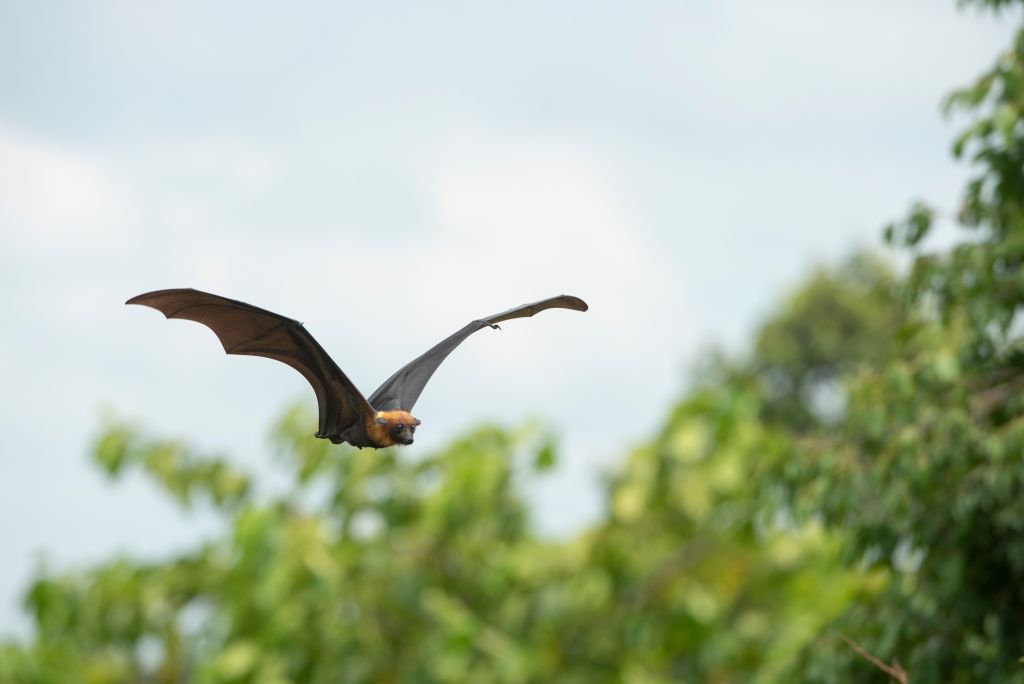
left=396, top=423, right=404, bottom=430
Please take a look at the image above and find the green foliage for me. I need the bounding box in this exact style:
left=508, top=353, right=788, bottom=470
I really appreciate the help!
left=0, top=402, right=869, bottom=683
left=749, top=254, right=911, bottom=432
left=783, top=1, right=1024, bottom=678
left=892, top=14, right=1024, bottom=361
left=94, top=417, right=251, bottom=509
left=957, top=0, right=1023, bottom=11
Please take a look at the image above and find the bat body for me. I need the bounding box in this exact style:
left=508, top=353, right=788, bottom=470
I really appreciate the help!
left=127, top=289, right=588, bottom=448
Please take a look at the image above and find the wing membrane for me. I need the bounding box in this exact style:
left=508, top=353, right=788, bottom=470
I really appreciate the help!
left=368, top=294, right=588, bottom=411
left=127, top=288, right=374, bottom=441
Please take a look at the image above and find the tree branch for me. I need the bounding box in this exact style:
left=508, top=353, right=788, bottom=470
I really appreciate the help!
left=840, top=633, right=908, bottom=683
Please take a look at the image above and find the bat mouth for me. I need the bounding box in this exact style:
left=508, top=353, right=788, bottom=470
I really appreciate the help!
left=398, top=437, right=414, bottom=445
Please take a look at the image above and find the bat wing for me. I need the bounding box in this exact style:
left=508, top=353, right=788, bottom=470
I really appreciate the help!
left=127, top=288, right=375, bottom=443
left=368, top=294, right=588, bottom=412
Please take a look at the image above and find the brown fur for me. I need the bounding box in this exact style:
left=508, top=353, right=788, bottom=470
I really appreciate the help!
left=365, top=410, right=420, bottom=447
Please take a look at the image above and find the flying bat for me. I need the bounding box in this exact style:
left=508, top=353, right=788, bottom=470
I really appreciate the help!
left=127, top=289, right=588, bottom=448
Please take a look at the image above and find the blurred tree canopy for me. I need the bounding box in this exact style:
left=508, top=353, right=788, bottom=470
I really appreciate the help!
left=6, top=1, right=1024, bottom=682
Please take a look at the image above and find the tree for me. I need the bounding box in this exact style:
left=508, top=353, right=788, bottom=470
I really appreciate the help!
left=0, top=396, right=867, bottom=683
left=780, top=0, right=1024, bottom=678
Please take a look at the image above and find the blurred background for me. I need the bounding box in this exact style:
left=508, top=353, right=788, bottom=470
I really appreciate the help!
left=3, top=1, right=1024, bottom=681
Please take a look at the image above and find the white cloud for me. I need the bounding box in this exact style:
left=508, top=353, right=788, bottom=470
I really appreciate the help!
left=428, top=135, right=679, bottom=335
left=651, top=0, right=1006, bottom=120
left=0, top=123, right=130, bottom=249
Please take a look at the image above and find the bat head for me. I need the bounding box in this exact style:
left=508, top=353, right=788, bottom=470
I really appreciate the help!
left=373, top=410, right=421, bottom=446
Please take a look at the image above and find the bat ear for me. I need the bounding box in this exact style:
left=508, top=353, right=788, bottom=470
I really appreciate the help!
left=375, top=417, right=388, bottom=425
left=414, top=419, right=422, bottom=426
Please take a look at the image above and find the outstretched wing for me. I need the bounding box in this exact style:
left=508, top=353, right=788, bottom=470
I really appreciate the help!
left=127, top=288, right=374, bottom=441
left=368, top=294, right=588, bottom=412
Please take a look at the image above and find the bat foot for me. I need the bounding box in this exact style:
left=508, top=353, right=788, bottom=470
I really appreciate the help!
left=489, top=323, right=501, bottom=330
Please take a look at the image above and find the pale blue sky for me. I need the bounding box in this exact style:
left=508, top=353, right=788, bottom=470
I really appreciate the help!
left=0, top=0, right=1014, bottom=633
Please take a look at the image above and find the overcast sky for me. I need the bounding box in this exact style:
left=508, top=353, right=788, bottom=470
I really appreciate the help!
left=0, top=1, right=1014, bottom=634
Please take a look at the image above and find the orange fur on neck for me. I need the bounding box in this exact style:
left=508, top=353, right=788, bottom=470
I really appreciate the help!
left=366, top=410, right=418, bottom=447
